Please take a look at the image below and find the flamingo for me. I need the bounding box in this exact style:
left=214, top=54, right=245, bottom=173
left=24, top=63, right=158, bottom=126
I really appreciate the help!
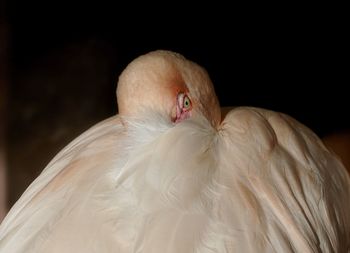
left=0, top=50, right=349, bottom=253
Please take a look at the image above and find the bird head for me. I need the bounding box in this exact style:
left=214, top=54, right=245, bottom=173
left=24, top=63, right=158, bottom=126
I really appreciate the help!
left=116, top=50, right=221, bottom=128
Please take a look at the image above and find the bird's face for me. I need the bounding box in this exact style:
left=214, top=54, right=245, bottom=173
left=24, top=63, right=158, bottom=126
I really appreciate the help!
left=174, top=92, right=192, bottom=123
left=117, top=50, right=221, bottom=128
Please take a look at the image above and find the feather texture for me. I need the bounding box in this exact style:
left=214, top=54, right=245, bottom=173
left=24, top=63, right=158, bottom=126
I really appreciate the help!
left=0, top=108, right=349, bottom=252
left=0, top=50, right=349, bottom=252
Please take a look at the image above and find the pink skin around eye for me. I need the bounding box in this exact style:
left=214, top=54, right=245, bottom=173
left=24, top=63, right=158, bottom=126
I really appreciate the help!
left=174, top=93, right=192, bottom=123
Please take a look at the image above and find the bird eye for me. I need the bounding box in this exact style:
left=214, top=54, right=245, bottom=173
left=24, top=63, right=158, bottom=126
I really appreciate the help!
left=183, top=95, right=191, bottom=110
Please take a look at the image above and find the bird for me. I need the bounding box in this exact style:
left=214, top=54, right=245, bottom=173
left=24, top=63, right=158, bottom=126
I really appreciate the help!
left=0, top=50, right=349, bottom=253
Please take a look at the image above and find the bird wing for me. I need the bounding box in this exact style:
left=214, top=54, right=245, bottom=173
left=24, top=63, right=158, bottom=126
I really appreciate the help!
left=0, top=116, right=127, bottom=252
left=215, top=107, right=350, bottom=252
left=1, top=108, right=349, bottom=253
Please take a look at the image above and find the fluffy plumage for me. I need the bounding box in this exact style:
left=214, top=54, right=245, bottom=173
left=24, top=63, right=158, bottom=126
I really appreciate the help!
left=0, top=51, right=349, bottom=253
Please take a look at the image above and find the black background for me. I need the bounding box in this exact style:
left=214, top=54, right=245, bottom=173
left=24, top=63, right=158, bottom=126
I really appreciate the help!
left=4, top=2, right=350, bottom=137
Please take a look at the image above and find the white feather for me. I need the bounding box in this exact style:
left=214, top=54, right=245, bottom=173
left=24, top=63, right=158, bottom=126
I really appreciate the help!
left=0, top=106, right=349, bottom=253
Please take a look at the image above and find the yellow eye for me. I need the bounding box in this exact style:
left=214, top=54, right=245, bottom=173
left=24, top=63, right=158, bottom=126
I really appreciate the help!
left=183, top=95, right=191, bottom=109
